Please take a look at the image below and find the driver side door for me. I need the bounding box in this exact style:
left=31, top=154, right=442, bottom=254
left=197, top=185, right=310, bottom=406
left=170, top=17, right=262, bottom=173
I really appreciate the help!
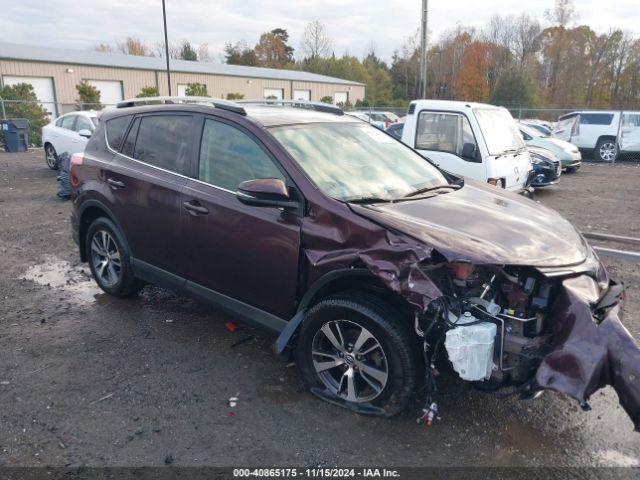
left=181, top=115, right=301, bottom=319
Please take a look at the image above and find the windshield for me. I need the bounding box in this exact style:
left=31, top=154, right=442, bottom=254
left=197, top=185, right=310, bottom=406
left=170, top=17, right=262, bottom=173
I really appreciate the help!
left=474, top=108, right=526, bottom=156
left=519, top=123, right=544, bottom=138
left=270, top=122, right=449, bottom=202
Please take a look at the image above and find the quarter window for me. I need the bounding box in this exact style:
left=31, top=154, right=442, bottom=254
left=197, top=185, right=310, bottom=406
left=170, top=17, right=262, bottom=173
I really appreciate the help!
left=105, top=115, right=132, bottom=151
left=121, top=117, right=140, bottom=158
left=416, top=111, right=477, bottom=160
left=579, top=113, right=614, bottom=125
left=199, top=118, right=284, bottom=191
left=133, top=115, right=192, bottom=173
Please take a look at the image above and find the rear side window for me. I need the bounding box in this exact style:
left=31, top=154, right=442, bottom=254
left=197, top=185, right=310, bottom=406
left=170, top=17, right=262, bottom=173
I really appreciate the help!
left=60, top=115, right=76, bottom=130
left=106, top=115, right=132, bottom=151
left=579, top=113, right=614, bottom=125
left=199, top=118, right=284, bottom=191
left=121, top=117, right=140, bottom=158
left=75, top=116, right=94, bottom=132
left=133, top=115, right=192, bottom=173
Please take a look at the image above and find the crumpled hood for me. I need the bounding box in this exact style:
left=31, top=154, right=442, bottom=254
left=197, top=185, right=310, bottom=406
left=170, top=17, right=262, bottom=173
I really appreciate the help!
left=350, top=181, right=588, bottom=267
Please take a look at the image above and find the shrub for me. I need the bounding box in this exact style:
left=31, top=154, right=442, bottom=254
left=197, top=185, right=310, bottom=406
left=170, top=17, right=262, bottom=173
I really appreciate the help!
left=75, top=81, right=103, bottom=110
left=136, top=86, right=160, bottom=98
left=185, top=83, right=209, bottom=97
left=226, top=92, right=245, bottom=100
left=319, top=95, right=333, bottom=104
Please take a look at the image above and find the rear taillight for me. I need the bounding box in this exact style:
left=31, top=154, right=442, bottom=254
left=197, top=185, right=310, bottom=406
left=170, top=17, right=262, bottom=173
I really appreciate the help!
left=487, top=178, right=504, bottom=188
left=570, top=117, right=579, bottom=137
left=70, top=153, right=84, bottom=187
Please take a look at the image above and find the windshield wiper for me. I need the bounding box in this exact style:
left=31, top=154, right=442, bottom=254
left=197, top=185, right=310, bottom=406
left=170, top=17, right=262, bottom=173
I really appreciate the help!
left=345, top=195, right=394, bottom=204
left=401, top=184, right=461, bottom=199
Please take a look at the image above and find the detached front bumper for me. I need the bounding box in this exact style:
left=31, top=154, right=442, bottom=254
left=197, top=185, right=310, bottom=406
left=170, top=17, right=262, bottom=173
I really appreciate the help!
left=534, top=276, right=639, bottom=431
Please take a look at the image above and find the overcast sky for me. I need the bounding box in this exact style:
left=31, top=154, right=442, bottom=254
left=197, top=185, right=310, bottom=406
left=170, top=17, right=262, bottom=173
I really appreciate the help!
left=3, top=0, right=639, bottom=62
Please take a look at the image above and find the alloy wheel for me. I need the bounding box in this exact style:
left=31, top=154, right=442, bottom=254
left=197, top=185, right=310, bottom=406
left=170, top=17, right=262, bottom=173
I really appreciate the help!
left=45, top=146, right=57, bottom=169
left=311, top=320, right=388, bottom=403
left=90, top=230, right=122, bottom=287
left=599, top=142, right=617, bottom=162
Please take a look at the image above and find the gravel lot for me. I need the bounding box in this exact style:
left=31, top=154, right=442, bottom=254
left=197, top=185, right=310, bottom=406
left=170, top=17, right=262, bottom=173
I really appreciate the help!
left=1, top=150, right=639, bottom=468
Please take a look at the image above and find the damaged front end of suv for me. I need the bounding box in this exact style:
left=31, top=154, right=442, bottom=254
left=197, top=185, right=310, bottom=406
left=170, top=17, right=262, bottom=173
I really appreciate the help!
left=283, top=179, right=639, bottom=431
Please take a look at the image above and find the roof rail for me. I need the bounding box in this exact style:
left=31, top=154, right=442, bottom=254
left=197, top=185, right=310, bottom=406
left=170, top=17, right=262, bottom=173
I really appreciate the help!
left=237, top=99, right=344, bottom=116
left=116, top=96, right=246, bottom=115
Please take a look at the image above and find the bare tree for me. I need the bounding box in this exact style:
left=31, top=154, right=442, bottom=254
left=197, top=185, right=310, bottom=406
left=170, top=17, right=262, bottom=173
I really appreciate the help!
left=116, top=37, right=150, bottom=56
left=302, top=20, right=332, bottom=58
left=94, top=43, right=113, bottom=53
left=153, top=41, right=180, bottom=59
left=545, top=0, right=577, bottom=27
left=513, top=14, right=541, bottom=68
left=197, top=43, right=211, bottom=62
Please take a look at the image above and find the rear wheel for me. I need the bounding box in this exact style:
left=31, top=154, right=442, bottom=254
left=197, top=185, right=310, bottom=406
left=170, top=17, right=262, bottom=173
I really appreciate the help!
left=595, top=138, right=617, bottom=162
left=86, top=217, right=143, bottom=297
left=45, top=144, right=58, bottom=170
left=295, top=293, right=418, bottom=416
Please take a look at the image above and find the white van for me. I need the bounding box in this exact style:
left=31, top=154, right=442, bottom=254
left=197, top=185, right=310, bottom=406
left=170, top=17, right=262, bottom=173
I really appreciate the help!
left=401, top=100, right=533, bottom=193
left=553, top=110, right=640, bottom=162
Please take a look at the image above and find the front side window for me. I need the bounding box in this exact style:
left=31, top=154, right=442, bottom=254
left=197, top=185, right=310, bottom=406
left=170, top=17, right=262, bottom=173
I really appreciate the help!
left=199, top=118, right=284, bottom=191
left=271, top=122, right=448, bottom=202
left=132, top=115, right=192, bottom=173
left=416, top=111, right=477, bottom=159
left=106, top=115, right=132, bottom=151
left=473, top=108, right=525, bottom=156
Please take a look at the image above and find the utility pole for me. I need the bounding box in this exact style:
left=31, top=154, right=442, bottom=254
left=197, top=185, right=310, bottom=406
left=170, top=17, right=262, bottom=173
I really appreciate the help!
left=162, top=0, right=172, bottom=96
left=419, top=0, right=429, bottom=99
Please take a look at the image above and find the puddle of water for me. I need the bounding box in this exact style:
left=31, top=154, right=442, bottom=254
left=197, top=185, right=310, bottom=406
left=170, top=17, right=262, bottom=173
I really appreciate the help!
left=597, top=450, right=640, bottom=467
left=21, top=255, right=103, bottom=304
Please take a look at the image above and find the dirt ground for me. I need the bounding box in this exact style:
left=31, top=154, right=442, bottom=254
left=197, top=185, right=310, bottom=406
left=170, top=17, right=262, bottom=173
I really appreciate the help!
left=1, top=150, right=639, bottom=468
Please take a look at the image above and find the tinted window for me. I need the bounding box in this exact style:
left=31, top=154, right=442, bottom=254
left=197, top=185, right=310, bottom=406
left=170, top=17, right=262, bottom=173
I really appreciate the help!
left=75, top=115, right=94, bottom=132
left=133, top=115, right=192, bottom=173
left=416, top=111, right=478, bottom=159
left=579, top=113, right=614, bottom=125
left=106, top=115, right=132, bottom=151
left=60, top=115, right=76, bottom=130
left=121, top=117, right=140, bottom=158
left=199, top=118, right=284, bottom=191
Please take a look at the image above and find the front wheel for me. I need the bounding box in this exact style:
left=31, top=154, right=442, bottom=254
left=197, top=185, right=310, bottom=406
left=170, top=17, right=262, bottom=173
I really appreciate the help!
left=45, top=144, right=58, bottom=170
left=295, top=293, right=419, bottom=416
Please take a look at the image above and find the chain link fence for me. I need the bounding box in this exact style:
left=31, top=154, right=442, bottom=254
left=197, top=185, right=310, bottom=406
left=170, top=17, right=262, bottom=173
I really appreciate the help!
left=1, top=97, right=639, bottom=163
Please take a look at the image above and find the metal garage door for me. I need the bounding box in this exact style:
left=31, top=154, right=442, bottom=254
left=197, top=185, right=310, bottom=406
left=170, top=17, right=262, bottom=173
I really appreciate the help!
left=293, top=89, right=311, bottom=101
left=86, top=80, right=123, bottom=107
left=177, top=84, right=188, bottom=96
left=264, top=88, right=284, bottom=100
left=334, top=92, right=348, bottom=105
left=2, top=75, right=57, bottom=117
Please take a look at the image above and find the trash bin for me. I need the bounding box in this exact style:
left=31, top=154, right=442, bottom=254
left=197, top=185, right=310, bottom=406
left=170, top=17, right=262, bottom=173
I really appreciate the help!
left=1, top=118, right=30, bottom=153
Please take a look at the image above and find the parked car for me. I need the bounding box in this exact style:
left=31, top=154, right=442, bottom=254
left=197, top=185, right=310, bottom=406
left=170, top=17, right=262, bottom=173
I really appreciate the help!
left=345, top=111, right=385, bottom=129
left=521, top=120, right=552, bottom=136
left=70, top=97, right=637, bottom=427
left=385, top=122, right=404, bottom=140
left=42, top=111, right=99, bottom=169
left=401, top=100, right=534, bottom=193
left=528, top=146, right=561, bottom=187
left=519, top=122, right=582, bottom=172
left=553, top=110, right=640, bottom=162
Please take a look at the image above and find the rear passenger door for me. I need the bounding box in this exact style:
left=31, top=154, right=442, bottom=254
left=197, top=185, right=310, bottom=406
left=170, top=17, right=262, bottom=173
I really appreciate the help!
left=181, top=115, right=301, bottom=319
left=106, top=112, right=197, bottom=275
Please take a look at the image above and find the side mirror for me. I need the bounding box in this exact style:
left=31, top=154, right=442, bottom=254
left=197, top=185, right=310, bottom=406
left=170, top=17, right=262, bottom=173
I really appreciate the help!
left=236, top=178, right=298, bottom=209
left=462, top=142, right=480, bottom=162
left=78, top=129, right=92, bottom=138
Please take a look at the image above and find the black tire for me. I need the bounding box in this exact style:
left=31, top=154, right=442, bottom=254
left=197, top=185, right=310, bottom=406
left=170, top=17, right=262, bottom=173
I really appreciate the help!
left=295, top=292, right=419, bottom=416
left=594, top=137, right=617, bottom=163
left=45, top=144, right=58, bottom=170
left=85, top=217, right=143, bottom=298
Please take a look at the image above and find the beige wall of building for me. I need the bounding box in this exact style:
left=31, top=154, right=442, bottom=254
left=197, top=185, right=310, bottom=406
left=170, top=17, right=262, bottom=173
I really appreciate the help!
left=0, top=59, right=366, bottom=114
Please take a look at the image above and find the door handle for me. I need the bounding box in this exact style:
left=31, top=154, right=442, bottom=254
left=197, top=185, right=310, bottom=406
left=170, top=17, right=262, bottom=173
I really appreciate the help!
left=107, top=178, right=125, bottom=189
left=183, top=200, right=209, bottom=216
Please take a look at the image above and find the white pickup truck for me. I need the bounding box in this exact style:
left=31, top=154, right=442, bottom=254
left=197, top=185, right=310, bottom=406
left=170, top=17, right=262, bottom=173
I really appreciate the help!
left=401, top=100, right=533, bottom=193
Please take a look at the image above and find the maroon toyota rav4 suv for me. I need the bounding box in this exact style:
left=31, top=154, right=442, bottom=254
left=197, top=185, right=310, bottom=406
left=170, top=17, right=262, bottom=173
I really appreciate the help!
left=71, top=98, right=638, bottom=428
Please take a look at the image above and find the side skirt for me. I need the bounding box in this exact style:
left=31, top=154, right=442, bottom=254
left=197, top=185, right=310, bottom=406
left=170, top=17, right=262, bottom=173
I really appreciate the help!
left=131, top=258, right=288, bottom=335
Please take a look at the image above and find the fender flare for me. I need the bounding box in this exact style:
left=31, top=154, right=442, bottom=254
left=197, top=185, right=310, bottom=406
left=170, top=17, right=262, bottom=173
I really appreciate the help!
left=76, top=198, right=123, bottom=261
left=273, top=268, right=377, bottom=358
